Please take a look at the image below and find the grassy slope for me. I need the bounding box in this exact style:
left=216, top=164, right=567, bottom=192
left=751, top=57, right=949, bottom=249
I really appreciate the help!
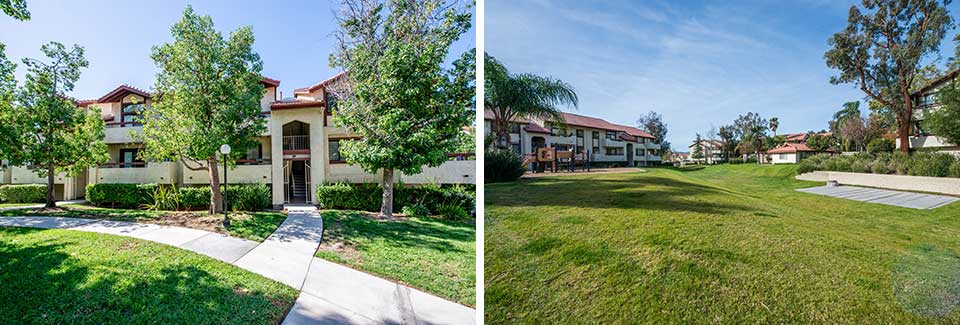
left=316, top=211, right=476, bottom=306
left=0, top=205, right=286, bottom=242
left=0, top=227, right=298, bottom=324
left=485, top=164, right=960, bottom=323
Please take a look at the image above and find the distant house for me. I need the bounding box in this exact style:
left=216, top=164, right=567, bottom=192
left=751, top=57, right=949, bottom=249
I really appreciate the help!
left=688, top=140, right=725, bottom=164
left=667, top=152, right=689, bottom=163
left=483, top=110, right=662, bottom=166
left=902, top=69, right=960, bottom=155
left=782, top=132, right=832, bottom=144
left=768, top=143, right=834, bottom=164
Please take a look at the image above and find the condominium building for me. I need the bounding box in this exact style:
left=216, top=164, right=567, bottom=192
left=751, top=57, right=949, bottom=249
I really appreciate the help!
left=688, top=139, right=725, bottom=164
left=0, top=73, right=475, bottom=207
left=902, top=69, right=960, bottom=155
left=483, top=110, right=662, bottom=166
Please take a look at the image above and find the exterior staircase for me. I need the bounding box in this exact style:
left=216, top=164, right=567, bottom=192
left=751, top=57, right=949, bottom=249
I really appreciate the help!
left=291, top=163, right=308, bottom=203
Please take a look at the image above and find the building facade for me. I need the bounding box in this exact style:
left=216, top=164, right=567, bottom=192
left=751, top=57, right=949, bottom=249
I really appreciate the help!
left=483, top=110, right=662, bottom=167
left=688, top=140, right=725, bottom=164
left=901, top=69, right=960, bottom=155
left=0, top=73, right=475, bottom=206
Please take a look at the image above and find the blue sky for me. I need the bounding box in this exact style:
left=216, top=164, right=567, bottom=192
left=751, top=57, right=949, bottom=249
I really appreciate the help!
left=0, top=0, right=475, bottom=101
left=486, top=0, right=960, bottom=150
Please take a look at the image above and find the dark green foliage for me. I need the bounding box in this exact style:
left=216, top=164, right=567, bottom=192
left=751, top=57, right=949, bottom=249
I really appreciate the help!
left=86, top=183, right=270, bottom=211
left=401, top=204, right=430, bottom=218
left=909, top=152, right=957, bottom=177
left=0, top=184, right=46, bottom=203
left=485, top=149, right=526, bottom=183
left=794, top=152, right=960, bottom=178
left=223, top=184, right=271, bottom=212
left=867, top=138, right=895, bottom=154
left=85, top=184, right=154, bottom=208
left=433, top=203, right=470, bottom=221
left=316, top=183, right=475, bottom=216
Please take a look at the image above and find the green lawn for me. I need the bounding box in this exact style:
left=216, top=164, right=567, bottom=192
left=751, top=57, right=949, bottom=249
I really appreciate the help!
left=316, top=210, right=476, bottom=306
left=0, top=205, right=286, bottom=242
left=0, top=227, right=298, bottom=323
left=485, top=164, right=960, bottom=323
left=0, top=203, right=41, bottom=209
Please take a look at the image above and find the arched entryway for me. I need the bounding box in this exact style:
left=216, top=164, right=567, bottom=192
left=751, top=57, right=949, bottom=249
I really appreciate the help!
left=282, top=121, right=311, bottom=203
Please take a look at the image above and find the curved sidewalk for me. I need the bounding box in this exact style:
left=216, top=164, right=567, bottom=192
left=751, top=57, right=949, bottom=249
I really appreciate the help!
left=0, top=207, right=475, bottom=324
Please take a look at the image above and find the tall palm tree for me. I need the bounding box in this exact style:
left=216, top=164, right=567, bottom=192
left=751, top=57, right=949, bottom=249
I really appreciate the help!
left=485, top=53, right=578, bottom=150
left=769, top=117, right=779, bottom=137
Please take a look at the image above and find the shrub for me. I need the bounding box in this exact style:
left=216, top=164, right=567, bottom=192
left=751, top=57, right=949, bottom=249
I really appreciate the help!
left=178, top=186, right=211, bottom=209
left=850, top=160, right=871, bottom=173
left=0, top=184, right=46, bottom=203
left=869, top=160, right=891, bottom=174
left=889, top=151, right=911, bottom=175
left=796, top=159, right=819, bottom=174
left=86, top=183, right=154, bottom=208
left=950, top=160, right=960, bottom=178
left=87, top=183, right=269, bottom=211
left=401, top=203, right=430, bottom=218
left=822, top=156, right=852, bottom=172
left=434, top=203, right=470, bottom=221
left=145, top=184, right=180, bottom=211
left=316, top=182, right=475, bottom=214
left=224, top=184, right=271, bottom=211
left=485, top=149, right=525, bottom=183
left=866, top=138, right=895, bottom=154
left=909, top=152, right=957, bottom=177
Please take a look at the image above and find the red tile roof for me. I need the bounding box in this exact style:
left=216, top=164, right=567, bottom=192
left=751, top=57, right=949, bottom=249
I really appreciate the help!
left=524, top=123, right=550, bottom=133
left=269, top=98, right=323, bottom=110
left=260, top=77, right=280, bottom=87
left=766, top=142, right=835, bottom=154
left=97, top=85, right=151, bottom=103
left=294, top=71, right=347, bottom=94
left=482, top=109, right=655, bottom=139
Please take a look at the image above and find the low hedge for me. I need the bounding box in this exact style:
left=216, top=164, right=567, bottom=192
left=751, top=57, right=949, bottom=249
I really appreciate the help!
left=316, top=182, right=475, bottom=219
left=797, top=152, right=960, bottom=178
left=0, top=184, right=47, bottom=203
left=86, top=183, right=271, bottom=211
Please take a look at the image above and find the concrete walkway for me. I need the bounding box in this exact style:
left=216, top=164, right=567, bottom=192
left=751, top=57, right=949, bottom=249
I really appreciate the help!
left=797, top=185, right=958, bottom=209
left=0, top=205, right=475, bottom=324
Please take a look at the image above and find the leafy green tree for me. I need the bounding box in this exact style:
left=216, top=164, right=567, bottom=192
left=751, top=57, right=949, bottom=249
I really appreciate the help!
left=138, top=6, right=266, bottom=217
left=825, top=0, right=953, bottom=153
left=486, top=53, right=577, bottom=150
left=718, top=125, right=737, bottom=161
left=636, top=110, right=670, bottom=151
left=691, top=134, right=704, bottom=163
left=1, top=0, right=29, bottom=20
left=0, top=42, right=108, bottom=207
left=745, top=125, right=768, bottom=163
left=927, top=81, right=960, bottom=146
left=330, top=0, right=474, bottom=218
left=806, top=133, right=833, bottom=153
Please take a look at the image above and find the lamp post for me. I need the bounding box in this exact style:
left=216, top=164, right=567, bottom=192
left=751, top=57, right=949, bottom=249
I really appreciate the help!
left=220, top=144, right=231, bottom=227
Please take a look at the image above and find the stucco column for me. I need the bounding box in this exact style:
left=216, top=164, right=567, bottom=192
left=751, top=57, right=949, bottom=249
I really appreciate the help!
left=309, top=118, right=325, bottom=204
left=270, top=115, right=284, bottom=208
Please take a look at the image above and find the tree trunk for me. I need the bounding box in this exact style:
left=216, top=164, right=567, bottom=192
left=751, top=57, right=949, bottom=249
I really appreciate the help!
left=898, top=100, right=912, bottom=153
left=45, top=162, right=56, bottom=208
left=495, top=121, right=511, bottom=150
left=208, top=157, right=223, bottom=214
left=380, top=168, right=394, bottom=218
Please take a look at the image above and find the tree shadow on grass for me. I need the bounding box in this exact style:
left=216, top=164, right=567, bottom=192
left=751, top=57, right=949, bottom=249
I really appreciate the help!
left=320, top=210, right=474, bottom=254
left=0, top=227, right=294, bottom=324
left=487, top=175, right=761, bottom=216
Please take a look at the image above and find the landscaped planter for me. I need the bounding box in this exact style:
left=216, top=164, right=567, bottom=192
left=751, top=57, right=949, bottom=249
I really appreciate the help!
left=796, top=171, right=960, bottom=196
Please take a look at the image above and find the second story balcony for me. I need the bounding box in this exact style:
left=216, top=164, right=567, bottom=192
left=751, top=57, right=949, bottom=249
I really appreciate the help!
left=103, top=123, right=143, bottom=144
left=283, top=135, right=310, bottom=151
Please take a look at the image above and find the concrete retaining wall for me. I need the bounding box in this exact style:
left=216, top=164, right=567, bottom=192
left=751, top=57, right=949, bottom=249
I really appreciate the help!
left=796, top=171, right=960, bottom=196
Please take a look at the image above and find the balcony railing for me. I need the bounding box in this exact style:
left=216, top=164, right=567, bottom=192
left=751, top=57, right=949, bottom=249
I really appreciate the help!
left=283, top=135, right=310, bottom=150
left=105, top=121, right=142, bottom=128
left=98, top=161, right=147, bottom=168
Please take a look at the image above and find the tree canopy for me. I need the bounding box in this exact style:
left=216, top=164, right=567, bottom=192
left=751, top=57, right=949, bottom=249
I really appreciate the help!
left=0, top=42, right=108, bottom=207
left=330, top=0, right=474, bottom=218
left=485, top=53, right=578, bottom=150
left=139, top=6, right=266, bottom=216
left=825, top=0, right=953, bottom=153
left=1, top=0, right=29, bottom=20
left=636, top=110, right=670, bottom=152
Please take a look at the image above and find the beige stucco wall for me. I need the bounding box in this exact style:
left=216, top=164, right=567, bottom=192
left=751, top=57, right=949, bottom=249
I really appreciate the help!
left=182, top=163, right=271, bottom=185
left=104, top=126, right=143, bottom=144
left=91, top=162, right=178, bottom=184
left=325, top=160, right=476, bottom=185
left=770, top=153, right=798, bottom=164
left=270, top=107, right=326, bottom=205
left=11, top=166, right=68, bottom=184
